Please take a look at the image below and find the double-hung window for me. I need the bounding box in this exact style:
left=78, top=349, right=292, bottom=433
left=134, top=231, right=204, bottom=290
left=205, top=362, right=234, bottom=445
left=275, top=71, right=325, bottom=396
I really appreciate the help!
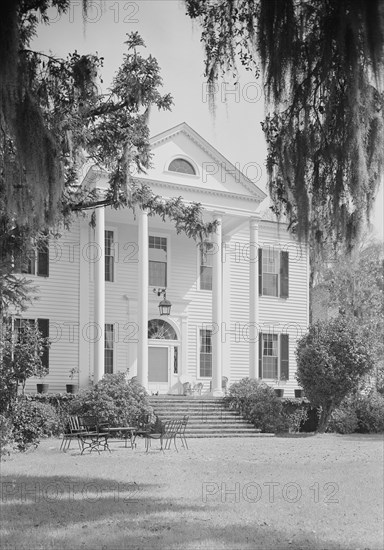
left=258, top=333, right=289, bottom=380
left=199, top=329, right=212, bottom=377
left=15, top=241, right=49, bottom=277
left=105, top=230, right=114, bottom=282
left=258, top=248, right=289, bottom=298
left=104, top=324, right=114, bottom=374
left=200, top=241, right=213, bottom=290
left=149, top=236, right=167, bottom=287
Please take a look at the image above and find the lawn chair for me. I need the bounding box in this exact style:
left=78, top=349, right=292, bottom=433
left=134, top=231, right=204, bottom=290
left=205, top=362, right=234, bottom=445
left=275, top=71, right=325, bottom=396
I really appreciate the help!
left=78, top=416, right=111, bottom=454
left=144, top=419, right=181, bottom=453
left=60, top=415, right=85, bottom=452
left=131, top=413, right=152, bottom=447
left=177, top=415, right=189, bottom=450
left=192, top=382, right=203, bottom=396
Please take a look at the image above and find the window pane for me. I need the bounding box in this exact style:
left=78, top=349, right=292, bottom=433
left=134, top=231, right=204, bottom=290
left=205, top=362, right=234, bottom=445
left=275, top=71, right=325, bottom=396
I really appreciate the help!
left=200, top=329, right=212, bottom=377
left=104, top=324, right=114, bottom=374
left=105, top=231, right=114, bottom=282
left=200, top=266, right=212, bottom=290
left=200, top=242, right=213, bottom=290
left=149, top=261, right=167, bottom=287
left=168, top=158, right=196, bottom=175
left=262, top=334, right=278, bottom=378
left=262, top=249, right=279, bottom=296
left=263, top=274, right=278, bottom=296
left=148, top=319, right=177, bottom=340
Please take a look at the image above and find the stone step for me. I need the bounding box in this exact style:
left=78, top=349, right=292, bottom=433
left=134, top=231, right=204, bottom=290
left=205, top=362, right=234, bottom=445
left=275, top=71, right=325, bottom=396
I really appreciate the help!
left=148, top=396, right=262, bottom=437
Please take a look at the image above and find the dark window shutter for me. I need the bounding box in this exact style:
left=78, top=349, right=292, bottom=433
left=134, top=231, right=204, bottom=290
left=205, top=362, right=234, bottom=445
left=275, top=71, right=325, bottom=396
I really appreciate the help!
left=38, top=319, right=49, bottom=370
left=37, top=243, right=49, bottom=277
left=258, top=333, right=263, bottom=378
left=280, top=334, right=289, bottom=380
left=258, top=248, right=262, bottom=295
left=280, top=251, right=289, bottom=298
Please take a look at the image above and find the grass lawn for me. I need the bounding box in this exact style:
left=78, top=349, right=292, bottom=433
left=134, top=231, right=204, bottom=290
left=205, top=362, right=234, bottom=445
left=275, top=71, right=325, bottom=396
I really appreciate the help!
left=0, top=433, right=383, bottom=550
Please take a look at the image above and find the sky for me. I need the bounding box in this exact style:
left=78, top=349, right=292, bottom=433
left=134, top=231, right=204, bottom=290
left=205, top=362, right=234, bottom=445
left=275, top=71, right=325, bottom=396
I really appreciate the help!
left=32, top=0, right=383, bottom=238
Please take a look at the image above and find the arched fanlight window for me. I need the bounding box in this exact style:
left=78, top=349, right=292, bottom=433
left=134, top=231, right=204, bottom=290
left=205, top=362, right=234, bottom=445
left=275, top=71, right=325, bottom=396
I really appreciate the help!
left=148, top=319, right=177, bottom=340
left=168, top=158, right=196, bottom=175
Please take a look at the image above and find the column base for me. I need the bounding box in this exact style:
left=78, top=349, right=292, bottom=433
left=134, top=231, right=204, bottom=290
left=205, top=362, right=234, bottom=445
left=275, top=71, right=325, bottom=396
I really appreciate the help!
left=211, top=389, right=224, bottom=397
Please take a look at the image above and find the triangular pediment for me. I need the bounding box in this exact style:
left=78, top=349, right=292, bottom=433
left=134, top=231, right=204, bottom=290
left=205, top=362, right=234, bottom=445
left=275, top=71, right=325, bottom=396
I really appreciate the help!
left=140, top=123, right=266, bottom=203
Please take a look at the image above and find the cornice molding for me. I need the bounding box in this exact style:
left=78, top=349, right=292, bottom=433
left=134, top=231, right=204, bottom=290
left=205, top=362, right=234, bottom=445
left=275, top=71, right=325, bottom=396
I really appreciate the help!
left=150, top=122, right=267, bottom=201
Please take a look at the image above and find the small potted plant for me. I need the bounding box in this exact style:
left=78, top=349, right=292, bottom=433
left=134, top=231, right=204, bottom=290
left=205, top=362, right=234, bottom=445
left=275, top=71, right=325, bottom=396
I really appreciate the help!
left=294, top=388, right=304, bottom=398
left=66, top=367, right=79, bottom=394
left=36, top=371, right=49, bottom=394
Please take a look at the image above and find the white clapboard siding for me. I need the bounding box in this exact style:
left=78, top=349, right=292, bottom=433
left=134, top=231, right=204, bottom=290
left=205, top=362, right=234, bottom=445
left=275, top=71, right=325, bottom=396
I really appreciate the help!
left=23, top=221, right=81, bottom=393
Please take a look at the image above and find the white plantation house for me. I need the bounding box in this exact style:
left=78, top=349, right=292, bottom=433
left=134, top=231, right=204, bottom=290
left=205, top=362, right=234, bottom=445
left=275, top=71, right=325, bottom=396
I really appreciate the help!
left=20, top=123, right=309, bottom=398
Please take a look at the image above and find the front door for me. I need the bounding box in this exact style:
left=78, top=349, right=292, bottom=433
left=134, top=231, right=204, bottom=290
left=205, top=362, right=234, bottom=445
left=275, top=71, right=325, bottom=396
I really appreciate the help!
left=148, top=346, right=169, bottom=394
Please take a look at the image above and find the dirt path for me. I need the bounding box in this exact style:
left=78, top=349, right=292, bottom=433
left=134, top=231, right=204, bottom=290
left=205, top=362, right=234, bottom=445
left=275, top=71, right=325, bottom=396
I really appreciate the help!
left=1, top=434, right=383, bottom=549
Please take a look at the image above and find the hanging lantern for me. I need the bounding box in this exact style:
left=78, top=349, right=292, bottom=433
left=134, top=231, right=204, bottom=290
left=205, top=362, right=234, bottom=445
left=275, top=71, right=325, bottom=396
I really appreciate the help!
left=153, top=288, right=172, bottom=316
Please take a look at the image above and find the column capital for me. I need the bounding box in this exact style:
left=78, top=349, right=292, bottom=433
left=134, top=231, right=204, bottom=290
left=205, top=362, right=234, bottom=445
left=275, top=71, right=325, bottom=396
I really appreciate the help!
left=249, top=215, right=261, bottom=228
left=212, top=211, right=225, bottom=222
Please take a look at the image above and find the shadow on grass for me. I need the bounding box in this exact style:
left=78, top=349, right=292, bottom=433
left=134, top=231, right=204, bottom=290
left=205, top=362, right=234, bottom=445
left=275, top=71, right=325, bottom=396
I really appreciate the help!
left=274, top=432, right=317, bottom=438
left=334, top=433, right=384, bottom=441
left=0, top=473, right=358, bottom=550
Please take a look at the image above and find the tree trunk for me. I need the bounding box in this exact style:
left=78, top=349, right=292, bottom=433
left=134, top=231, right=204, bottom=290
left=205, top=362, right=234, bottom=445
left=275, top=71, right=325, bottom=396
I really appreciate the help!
left=316, top=405, right=333, bottom=433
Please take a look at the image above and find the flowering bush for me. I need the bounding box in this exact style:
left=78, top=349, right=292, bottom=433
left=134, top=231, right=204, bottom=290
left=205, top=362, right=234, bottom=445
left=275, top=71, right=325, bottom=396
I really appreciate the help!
left=327, top=391, right=384, bottom=434
left=68, top=373, right=152, bottom=426
left=10, top=398, right=61, bottom=451
left=225, top=378, right=287, bottom=433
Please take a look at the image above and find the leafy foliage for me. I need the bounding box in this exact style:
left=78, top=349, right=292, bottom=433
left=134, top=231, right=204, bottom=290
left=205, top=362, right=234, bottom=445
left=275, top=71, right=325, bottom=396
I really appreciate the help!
left=68, top=373, right=152, bottom=426
left=225, top=378, right=287, bottom=433
left=10, top=397, right=60, bottom=451
left=313, top=241, right=384, bottom=356
left=0, top=319, right=50, bottom=413
left=186, top=0, right=384, bottom=253
left=0, top=414, right=14, bottom=458
left=1, top=1, right=216, bottom=314
left=327, top=391, right=384, bottom=434
left=296, top=316, right=374, bottom=432
left=327, top=398, right=359, bottom=434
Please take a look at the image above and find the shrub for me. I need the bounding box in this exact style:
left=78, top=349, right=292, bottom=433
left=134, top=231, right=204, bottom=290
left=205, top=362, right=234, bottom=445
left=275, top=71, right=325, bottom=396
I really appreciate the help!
left=327, top=399, right=359, bottom=434
left=0, top=415, right=14, bottom=458
left=69, top=373, right=152, bottom=426
left=10, top=398, right=61, bottom=451
left=286, top=408, right=309, bottom=434
left=354, top=392, right=384, bottom=433
left=296, top=317, right=374, bottom=432
left=225, top=378, right=286, bottom=433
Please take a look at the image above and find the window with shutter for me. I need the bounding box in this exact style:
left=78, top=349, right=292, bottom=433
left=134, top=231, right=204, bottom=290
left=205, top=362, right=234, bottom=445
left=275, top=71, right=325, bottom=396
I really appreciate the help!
left=259, top=332, right=289, bottom=380
left=16, top=241, right=49, bottom=277
left=258, top=248, right=289, bottom=298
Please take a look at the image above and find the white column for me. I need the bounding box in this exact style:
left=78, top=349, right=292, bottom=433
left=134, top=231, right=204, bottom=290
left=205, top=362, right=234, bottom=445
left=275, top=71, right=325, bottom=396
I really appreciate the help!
left=222, top=235, right=231, bottom=383
left=211, top=213, right=223, bottom=395
left=79, top=221, right=90, bottom=387
left=137, top=209, right=149, bottom=388
left=249, top=216, right=260, bottom=378
left=94, top=207, right=105, bottom=383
